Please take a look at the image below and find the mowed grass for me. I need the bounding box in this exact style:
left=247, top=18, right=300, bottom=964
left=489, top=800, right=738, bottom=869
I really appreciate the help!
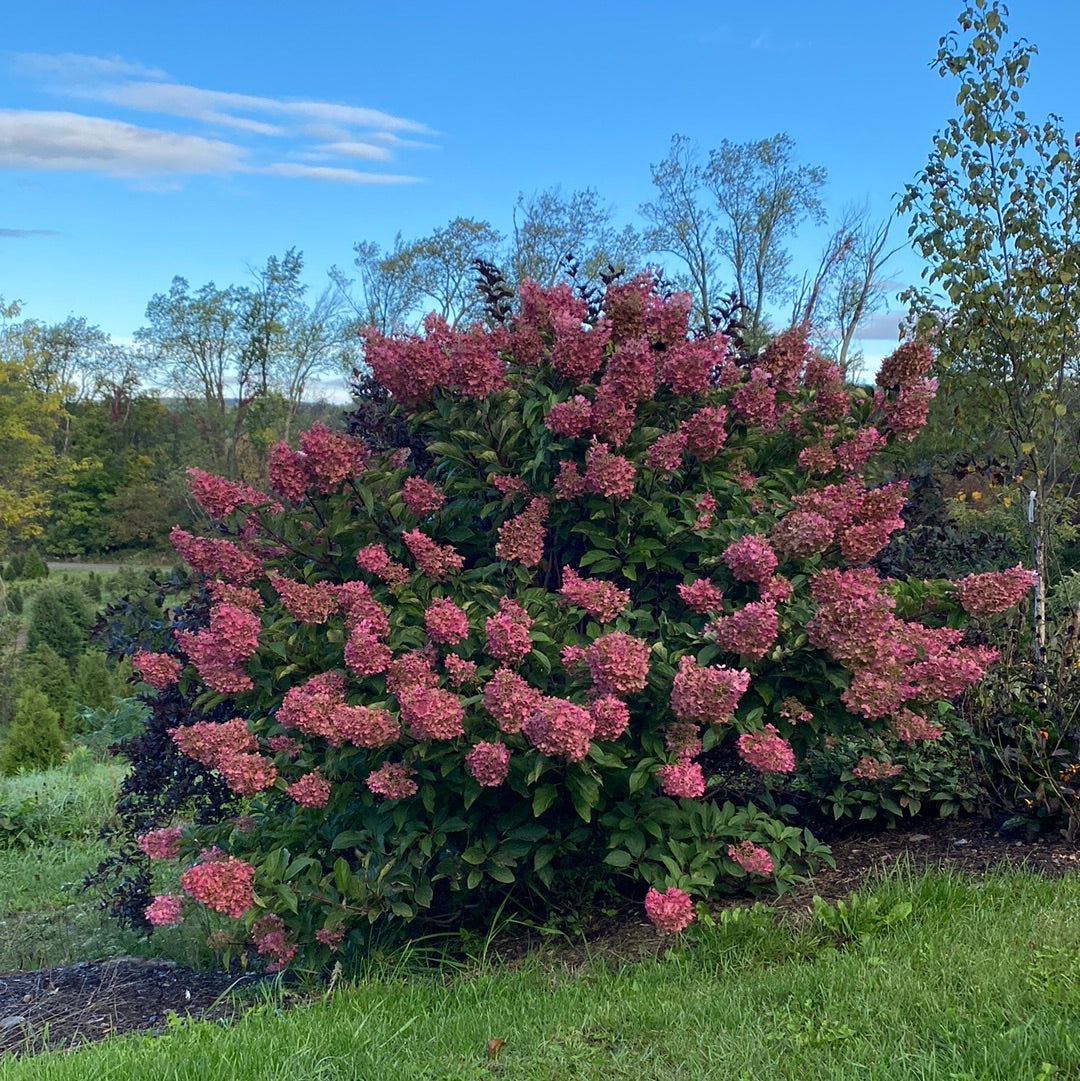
left=1, top=867, right=1078, bottom=1081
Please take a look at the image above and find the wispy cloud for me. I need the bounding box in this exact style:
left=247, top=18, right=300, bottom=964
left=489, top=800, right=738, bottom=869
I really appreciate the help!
left=852, top=311, right=909, bottom=341
left=0, top=227, right=61, bottom=238
left=6, top=52, right=434, bottom=187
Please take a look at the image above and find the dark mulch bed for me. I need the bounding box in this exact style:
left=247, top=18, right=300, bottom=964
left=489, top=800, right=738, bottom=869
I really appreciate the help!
left=1, top=815, right=1077, bottom=1057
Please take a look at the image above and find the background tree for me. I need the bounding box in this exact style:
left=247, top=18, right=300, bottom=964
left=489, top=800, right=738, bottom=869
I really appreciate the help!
left=640, top=134, right=720, bottom=333
left=510, top=186, right=642, bottom=288
left=333, top=236, right=423, bottom=334
left=706, top=133, right=827, bottom=347
left=899, top=0, right=1080, bottom=645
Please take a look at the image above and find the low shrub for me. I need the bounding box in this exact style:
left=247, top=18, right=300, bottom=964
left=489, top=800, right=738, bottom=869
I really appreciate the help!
left=0, top=688, right=65, bottom=775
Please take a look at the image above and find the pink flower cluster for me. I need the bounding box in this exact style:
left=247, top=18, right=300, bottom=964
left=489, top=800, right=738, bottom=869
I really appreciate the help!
left=355, top=544, right=410, bottom=586
left=186, top=468, right=273, bottom=519
left=771, top=511, right=834, bottom=559
left=522, top=696, right=595, bottom=761
left=709, top=600, right=779, bottom=661
left=644, top=886, right=695, bottom=933
left=443, top=654, right=478, bottom=688
left=138, top=826, right=183, bottom=860
left=366, top=761, right=418, bottom=800
left=852, top=756, right=903, bottom=781
left=180, top=854, right=256, bottom=918
left=657, top=760, right=706, bottom=798
left=315, top=924, right=347, bottom=951
left=483, top=668, right=543, bottom=734
left=145, top=895, right=184, bottom=927
left=894, top=710, right=944, bottom=742
left=583, top=443, right=636, bottom=500
left=278, top=671, right=399, bottom=748
left=298, top=424, right=370, bottom=493
left=464, top=742, right=512, bottom=787
left=424, top=597, right=470, bottom=645
left=591, top=336, right=657, bottom=445
left=677, top=579, right=725, bottom=614
left=398, top=683, right=465, bottom=741
left=736, top=725, right=796, bottom=773
left=170, top=718, right=276, bottom=796
left=723, top=535, right=778, bottom=585
left=495, top=497, right=549, bottom=566
left=692, top=492, right=716, bottom=532
left=956, top=564, right=1036, bottom=616
left=545, top=395, right=593, bottom=439
left=727, top=840, right=773, bottom=876
left=669, top=656, right=750, bottom=725
left=605, top=274, right=691, bottom=348
left=758, top=324, right=809, bottom=393
left=560, top=565, right=630, bottom=624
left=680, top=405, right=729, bottom=461
left=876, top=340, right=934, bottom=390
left=267, top=441, right=312, bottom=503
left=665, top=722, right=703, bottom=759
left=269, top=574, right=339, bottom=624
left=585, top=632, right=650, bottom=696
left=553, top=459, right=586, bottom=499
left=403, top=530, right=464, bottom=581
left=492, top=473, right=530, bottom=498
left=551, top=306, right=609, bottom=384
left=644, top=430, right=687, bottom=474
left=402, top=476, right=446, bottom=517
left=731, top=367, right=778, bottom=430
left=590, top=695, right=631, bottom=740
left=659, top=335, right=727, bottom=395
left=132, top=650, right=182, bottom=690
left=362, top=321, right=451, bottom=407
left=174, top=602, right=261, bottom=694
left=879, top=379, right=938, bottom=442
left=286, top=770, right=331, bottom=808
left=252, top=913, right=297, bottom=970
left=485, top=598, right=534, bottom=665
left=170, top=528, right=262, bottom=585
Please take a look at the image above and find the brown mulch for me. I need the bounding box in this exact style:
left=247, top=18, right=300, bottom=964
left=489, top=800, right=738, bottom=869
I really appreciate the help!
left=1, top=815, right=1077, bottom=1057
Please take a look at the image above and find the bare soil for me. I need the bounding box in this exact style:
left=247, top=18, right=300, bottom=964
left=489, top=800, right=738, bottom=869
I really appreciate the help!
left=1, top=815, right=1076, bottom=1057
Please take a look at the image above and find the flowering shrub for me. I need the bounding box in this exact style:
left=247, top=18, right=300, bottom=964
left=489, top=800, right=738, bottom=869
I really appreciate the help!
left=120, top=274, right=1030, bottom=966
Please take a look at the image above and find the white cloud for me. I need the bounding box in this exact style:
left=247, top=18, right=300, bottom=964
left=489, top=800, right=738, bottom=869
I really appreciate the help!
left=0, top=227, right=61, bottom=237
left=264, top=162, right=419, bottom=184
left=7, top=52, right=437, bottom=187
left=0, top=110, right=245, bottom=176
left=853, top=311, right=909, bottom=341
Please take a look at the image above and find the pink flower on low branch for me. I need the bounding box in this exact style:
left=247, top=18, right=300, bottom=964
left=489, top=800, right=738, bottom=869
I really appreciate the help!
left=398, top=685, right=465, bottom=741
left=366, top=761, right=418, bottom=800
left=180, top=854, right=256, bottom=919
left=485, top=598, right=534, bottom=665
left=145, top=895, right=184, bottom=927
left=669, top=656, right=750, bottom=725
left=464, top=742, right=512, bottom=787
left=335, top=581, right=391, bottom=637
left=771, top=510, right=835, bottom=559
left=852, top=756, right=903, bottom=780
left=138, top=826, right=183, bottom=860
left=424, top=597, right=470, bottom=645
left=268, top=574, right=339, bottom=624
left=133, top=650, right=182, bottom=690
left=560, top=566, right=630, bottom=624
left=443, top=654, right=478, bottom=688
left=495, top=497, right=549, bottom=567
left=956, top=564, right=1036, bottom=617
left=727, top=840, right=773, bottom=876
left=723, top=535, right=778, bottom=585
left=174, top=602, right=261, bottom=694
left=585, top=632, right=651, bottom=696
left=401, top=476, right=446, bottom=517
left=170, top=529, right=262, bottom=585
left=187, top=468, right=274, bottom=519
left=644, top=887, right=695, bottom=934
left=736, top=724, right=796, bottom=774
left=521, top=696, right=595, bottom=761
left=170, top=718, right=258, bottom=770
left=287, top=770, right=331, bottom=808
left=664, top=722, right=702, bottom=759
left=894, top=709, right=944, bottom=743
left=692, top=492, right=716, bottom=533
left=403, top=530, right=464, bottom=581
left=492, top=473, right=529, bottom=498
left=354, top=545, right=410, bottom=587
left=657, top=760, right=706, bottom=798
left=583, top=442, right=636, bottom=500
left=252, top=913, right=298, bottom=971
left=344, top=622, right=393, bottom=677
left=216, top=751, right=278, bottom=797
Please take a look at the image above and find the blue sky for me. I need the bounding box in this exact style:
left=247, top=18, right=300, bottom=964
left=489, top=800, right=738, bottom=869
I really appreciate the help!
left=2, top=0, right=1078, bottom=366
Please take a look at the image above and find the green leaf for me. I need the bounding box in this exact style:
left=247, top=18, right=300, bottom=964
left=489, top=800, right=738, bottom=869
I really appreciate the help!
left=604, top=849, right=634, bottom=868
left=532, top=784, right=558, bottom=817
left=486, top=865, right=515, bottom=884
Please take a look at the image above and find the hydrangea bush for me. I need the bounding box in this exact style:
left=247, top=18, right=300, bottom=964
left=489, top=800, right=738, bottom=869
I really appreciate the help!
left=126, top=274, right=1031, bottom=964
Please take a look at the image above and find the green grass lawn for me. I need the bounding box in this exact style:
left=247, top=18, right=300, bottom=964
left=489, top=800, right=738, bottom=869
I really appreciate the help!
left=1, top=867, right=1078, bottom=1080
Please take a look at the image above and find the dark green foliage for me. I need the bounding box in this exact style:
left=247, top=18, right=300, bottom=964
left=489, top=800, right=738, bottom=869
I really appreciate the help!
left=794, top=713, right=984, bottom=826
left=0, top=688, right=65, bottom=774
left=19, top=645, right=77, bottom=727
left=73, top=650, right=123, bottom=713
left=21, top=551, right=48, bottom=580
left=4, top=553, right=25, bottom=580
left=73, top=696, right=150, bottom=759
left=6, top=587, right=23, bottom=615
left=80, top=573, right=102, bottom=603
left=26, top=586, right=91, bottom=667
